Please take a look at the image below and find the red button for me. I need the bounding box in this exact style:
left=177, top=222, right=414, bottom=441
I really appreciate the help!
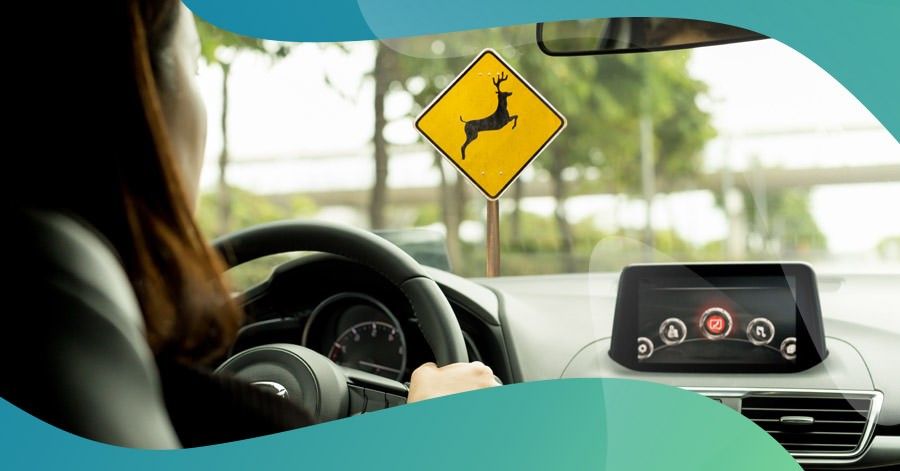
left=700, top=307, right=733, bottom=340
left=705, top=314, right=726, bottom=335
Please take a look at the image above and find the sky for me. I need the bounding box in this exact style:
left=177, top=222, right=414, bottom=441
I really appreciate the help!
left=196, top=37, right=900, bottom=258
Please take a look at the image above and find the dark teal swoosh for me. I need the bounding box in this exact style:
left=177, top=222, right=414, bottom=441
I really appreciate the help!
left=1, top=378, right=798, bottom=469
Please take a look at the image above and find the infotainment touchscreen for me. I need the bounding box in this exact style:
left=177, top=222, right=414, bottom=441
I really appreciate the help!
left=637, top=276, right=797, bottom=364
left=609, top=263, right=827, bottom=373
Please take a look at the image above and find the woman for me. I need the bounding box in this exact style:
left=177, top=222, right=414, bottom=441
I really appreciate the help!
left=11, top=0, right=497, bottom=447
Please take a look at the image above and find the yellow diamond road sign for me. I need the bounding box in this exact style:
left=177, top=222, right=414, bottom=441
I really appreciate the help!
left=415, top=49, right=566, bottom=200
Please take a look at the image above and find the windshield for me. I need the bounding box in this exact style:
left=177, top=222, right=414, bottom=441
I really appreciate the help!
left=194, top=22, right=900, bottom=285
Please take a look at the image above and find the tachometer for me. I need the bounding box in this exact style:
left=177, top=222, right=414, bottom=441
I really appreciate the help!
left=328, top=321, right=407, bottom=380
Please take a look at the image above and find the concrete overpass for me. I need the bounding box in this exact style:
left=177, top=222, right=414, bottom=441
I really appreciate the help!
left=221, top=123, right=898, bottom=207
left=272, top=162, right=900, bottom=208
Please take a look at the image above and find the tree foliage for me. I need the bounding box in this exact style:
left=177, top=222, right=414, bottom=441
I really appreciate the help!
left=742, top=188, right=827, bottom=254
left=191, top=21, right=832, bottom=275
left=195, top=18, right=291, bottom=235
left=195, top=19, right=289, bottom=66
left=196, top=188, right=316, bottom=240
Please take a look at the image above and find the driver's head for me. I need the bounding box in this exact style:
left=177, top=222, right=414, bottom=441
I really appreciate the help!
left=19, top=0, right=240, bottom=366
left=149, top=2, right=208, bottom=204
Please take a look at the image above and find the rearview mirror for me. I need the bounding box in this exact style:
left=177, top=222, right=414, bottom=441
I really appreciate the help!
left=537, top=18, right=766, bottom=56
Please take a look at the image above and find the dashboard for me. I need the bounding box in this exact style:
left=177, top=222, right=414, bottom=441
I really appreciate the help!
left=231, top=255, right=504, bottom=383
left=480, top=269, right=900, bottom=469
left=232, top=255, right=899, bottom=469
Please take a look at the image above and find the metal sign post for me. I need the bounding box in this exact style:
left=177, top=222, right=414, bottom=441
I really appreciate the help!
left=486, top=199, right=500, bottom=276
left=414, top=49, right=566, bottom=278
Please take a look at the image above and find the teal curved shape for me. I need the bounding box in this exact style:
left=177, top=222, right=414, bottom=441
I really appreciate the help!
left=183, top=0, right=900, bottom=141
left=1, top=379, right=798, bottom=469
left=5, top=1, right=894, bottom=467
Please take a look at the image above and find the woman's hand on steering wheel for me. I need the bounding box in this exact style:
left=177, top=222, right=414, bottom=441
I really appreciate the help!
left=407, top=361, right=500, bottom=403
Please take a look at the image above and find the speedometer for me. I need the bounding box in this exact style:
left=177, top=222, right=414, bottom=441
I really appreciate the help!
left=328, top=321, right=407, bottom=380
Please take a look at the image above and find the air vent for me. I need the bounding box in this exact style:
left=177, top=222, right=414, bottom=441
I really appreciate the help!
left=740, top=391, right=878, bottom=458
left=685, top=388, right=883, bottom=463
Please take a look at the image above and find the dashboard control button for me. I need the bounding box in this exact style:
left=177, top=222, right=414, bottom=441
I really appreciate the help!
left=780, top=337, right=797, bottom=360
left=385, top=393, right=407, bottom=408
left=348, top=385, right=367, bottom=415
left=636, top=337, right=654, bottom=360
left=700, top=307, right=733, bottom=340
left=746, top=317, right=776, bottom=345
left=364, top=389, right=387, bottom=412
left=658, top=318, right=687, bottom=345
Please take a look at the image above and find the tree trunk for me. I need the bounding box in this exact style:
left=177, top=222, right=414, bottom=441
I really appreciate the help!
left=217, top=62, right=232, bottom=236
left=453, top=174, right=468, bottom=273
left=370, top=45, right=391, bottom=229
left=639, top=113, right=656, bottom=260
left=435, top=153, right=462, bottom=271
left=638, top=55, right=657, bottom=261
left=510, top=178, right=524, bottom=248
left=453, top=174, right=468, bottom=232
left=550, top=156, right=575, bottom=272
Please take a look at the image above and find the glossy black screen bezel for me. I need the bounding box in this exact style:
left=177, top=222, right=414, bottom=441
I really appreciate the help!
left=608, top=263, right=828, bottom=373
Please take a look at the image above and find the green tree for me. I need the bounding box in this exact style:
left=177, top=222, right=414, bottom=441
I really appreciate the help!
left=742, top=188, right=827, bottom=256
left=877, top=235, right=900, bottom=261
left=507, top=47, right=714, bottom=270
left=197, top=189, right=317, bottom=289
left=370, top=44, right=398, bottom=230
left=196, top=188, right=316, bottom=239
left=195, top=19, right=289, bottom=236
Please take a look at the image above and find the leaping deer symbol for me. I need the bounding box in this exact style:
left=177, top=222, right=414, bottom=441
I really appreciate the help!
left=459, top=72, right=518, bottom=160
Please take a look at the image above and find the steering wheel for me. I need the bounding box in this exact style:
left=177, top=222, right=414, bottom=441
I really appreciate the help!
left=211, top=220, right=468, bottom=422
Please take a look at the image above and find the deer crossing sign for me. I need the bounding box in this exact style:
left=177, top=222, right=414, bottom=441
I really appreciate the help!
left=415, top=49, right=566, bottom=200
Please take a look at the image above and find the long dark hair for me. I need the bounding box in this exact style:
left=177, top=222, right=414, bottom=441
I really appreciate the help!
left=16, top=0, right=242, bottom=366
